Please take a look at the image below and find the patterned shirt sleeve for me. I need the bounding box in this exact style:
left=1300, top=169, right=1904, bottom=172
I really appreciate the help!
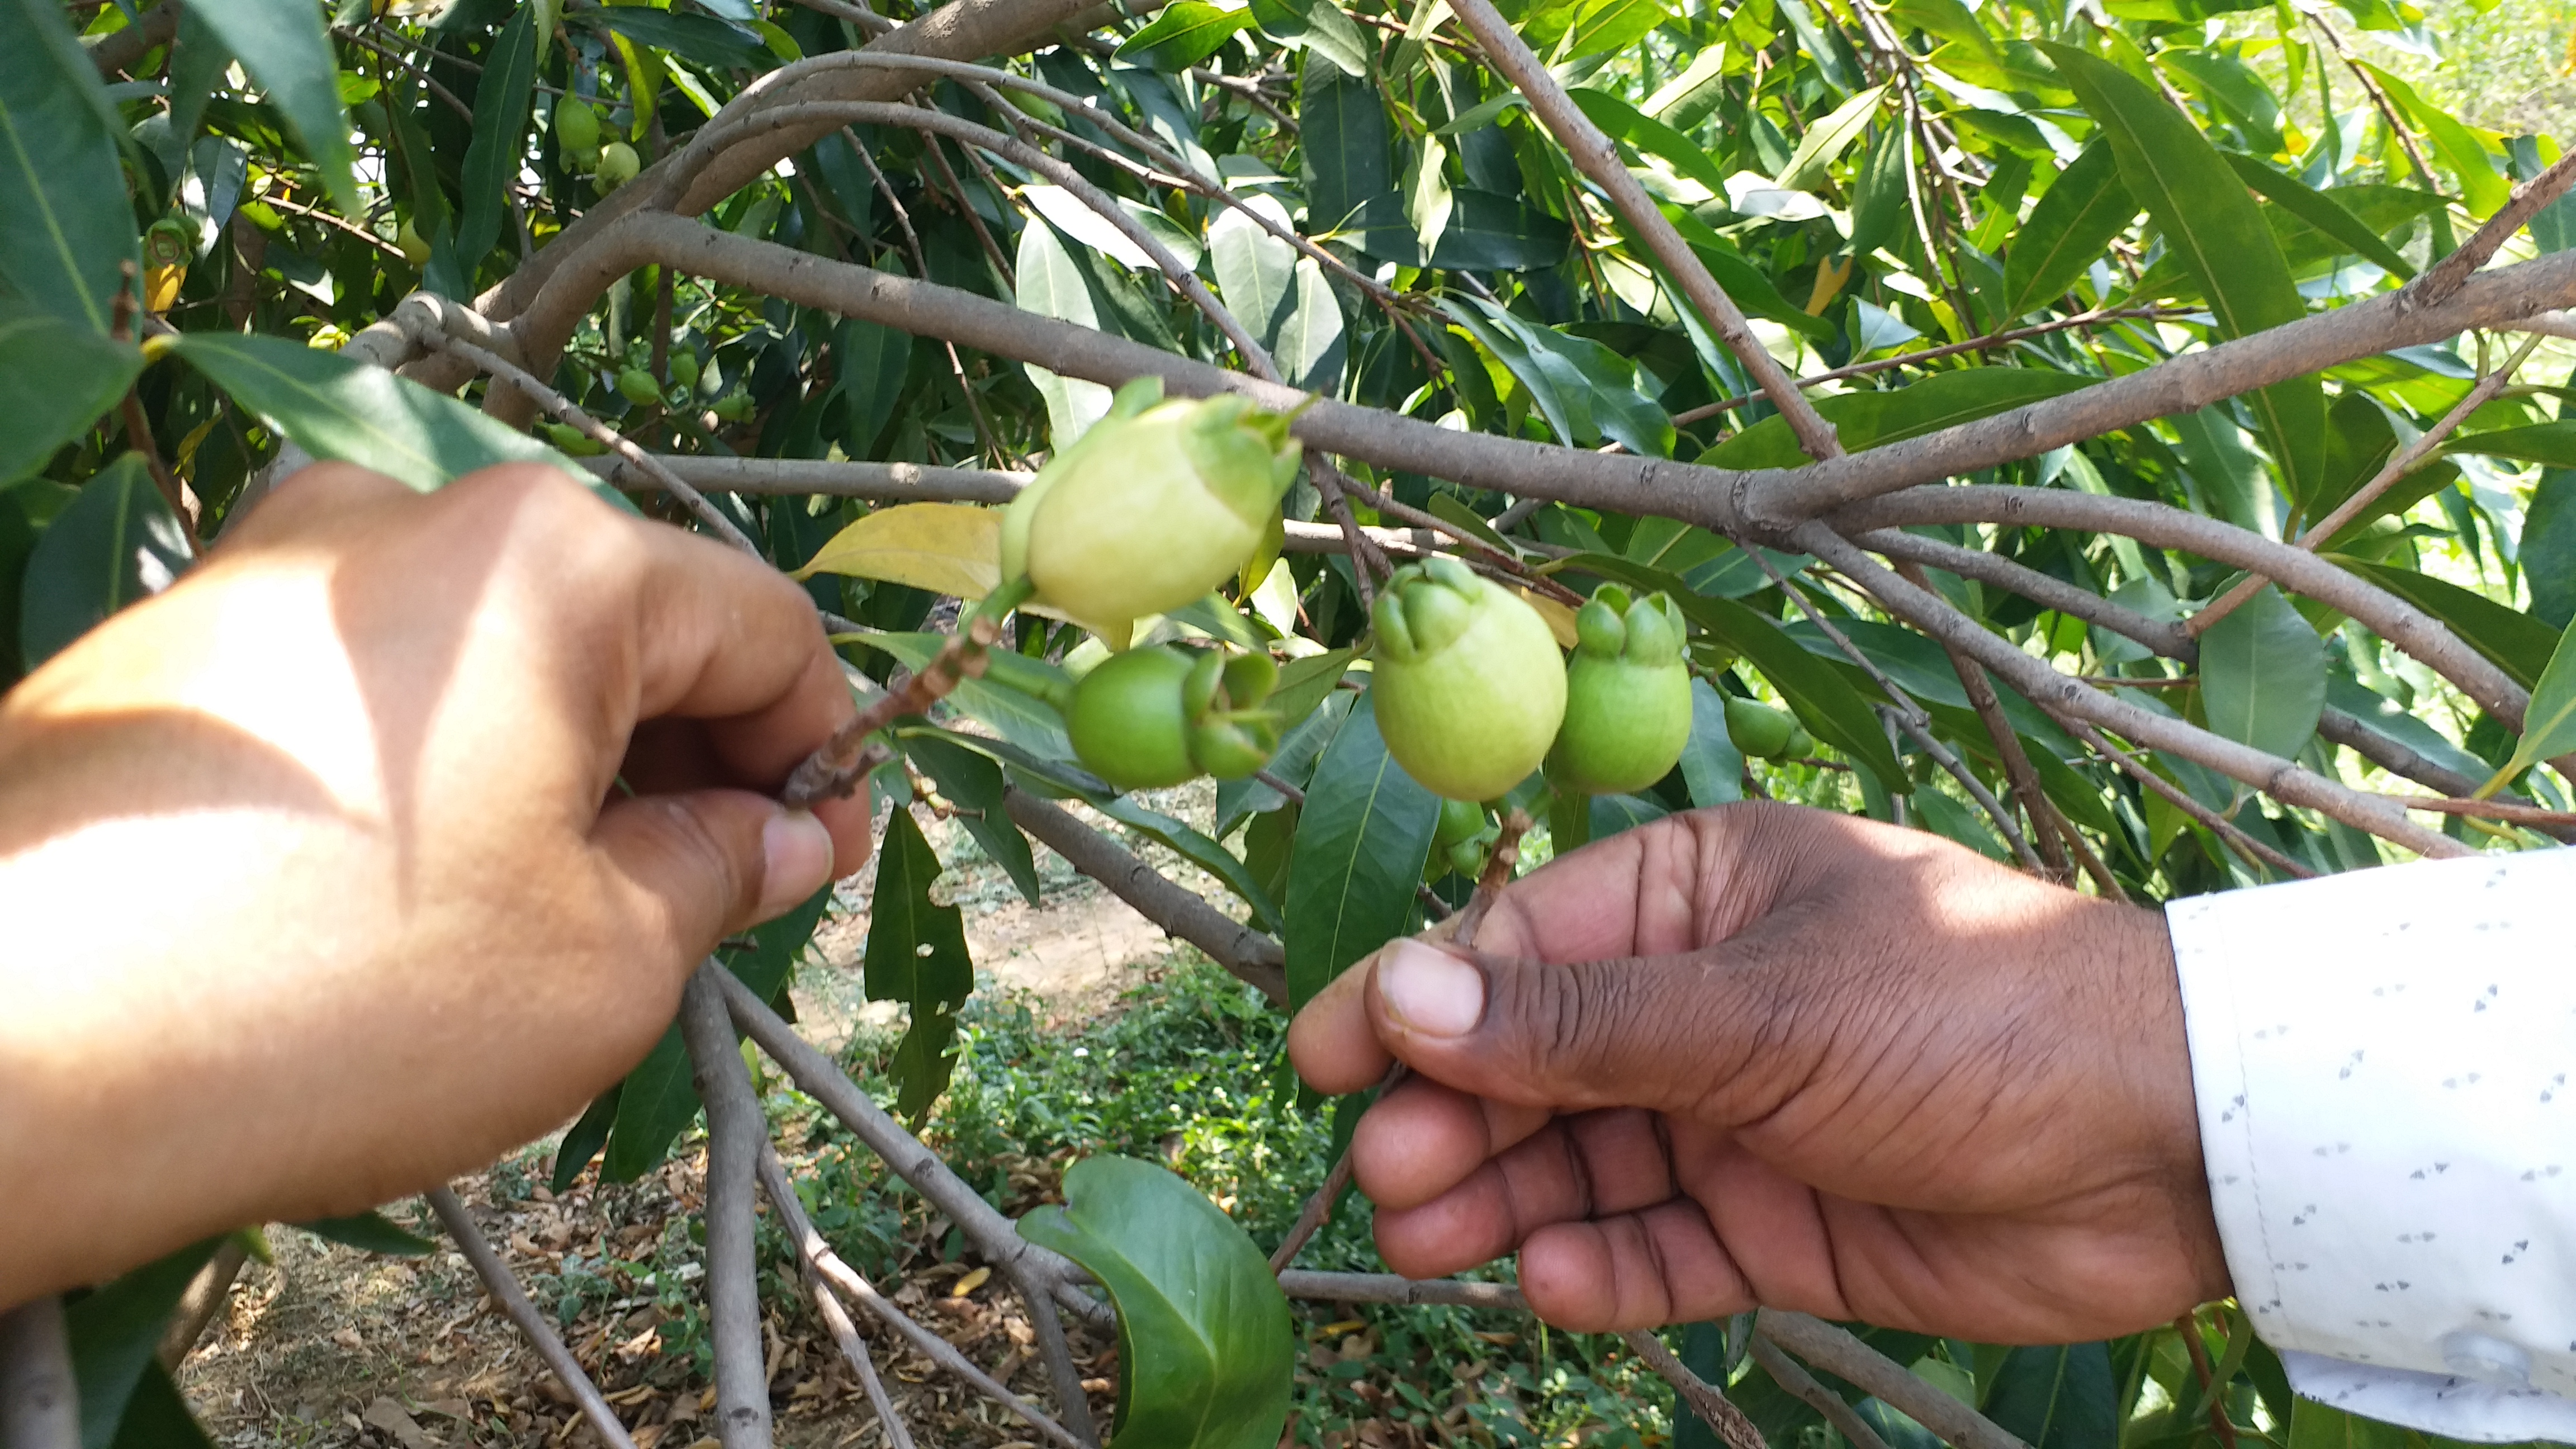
left=2168, top=847, right=2576, bottom=1444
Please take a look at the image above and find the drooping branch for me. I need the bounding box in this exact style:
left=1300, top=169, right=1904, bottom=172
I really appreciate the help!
left=714, top=969, right=1115, bottom=1332
left=0, top=1297, right=77, bottom=1449
left=679, top=966, right=776, bottom=1449
left=1796, top=524, right=2473, bottom=859
left=1002, top=788, right=1287, bottom=1004
left=754, top=1143, right=1086, bottom=1449
left=1831, top=487, right=2527, bottom=729
left=427, top=1186, right=641, bottom=1449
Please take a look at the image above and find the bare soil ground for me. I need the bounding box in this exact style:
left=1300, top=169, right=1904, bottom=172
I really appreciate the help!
left=175, top=788, right=1229, bottom=1449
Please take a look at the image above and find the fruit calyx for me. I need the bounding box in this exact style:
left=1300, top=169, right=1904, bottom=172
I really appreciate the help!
left=1368, top=557, right=1566, bottom=802
left=1065, top=643, right=1282, bottom=791
left=1549, top=585, right=1693, bottom=795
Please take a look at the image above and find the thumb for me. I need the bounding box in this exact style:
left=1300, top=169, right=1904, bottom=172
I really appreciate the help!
left=1365, top=936, right=1754, bottom=1116
left=591, top=789, right=836, bottom=965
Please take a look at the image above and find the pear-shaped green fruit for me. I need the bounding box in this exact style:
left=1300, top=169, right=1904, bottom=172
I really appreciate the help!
left=542, top=422, right=607, bottom=457
left=594, top=140, right=640, bottom=190
left=1066, top=645, right=1281, bottom=791
left=555, top=97, right=601, bottom=158
left=1723, top=695, right=1798, bottom=760
left=617, top=367, right=661, bottom=407
left=668, top=351, right=701, bottom=392
left=1000, top=378, right=1301, bottom=634
left=396, top=217, right=431, bottom=266
left=711, top=390, right=755, bottom=423
left=1370, top=558, right=1566, bottom=802
left=1432, top=797, right=1487, bottom=850
left=1550, top=585, right=1692, bottom=795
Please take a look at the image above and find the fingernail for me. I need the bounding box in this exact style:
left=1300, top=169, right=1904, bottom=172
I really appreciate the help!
left=1378, top=940, right=1484, bottom=1038
left=757, top=809, right=835, bottom=921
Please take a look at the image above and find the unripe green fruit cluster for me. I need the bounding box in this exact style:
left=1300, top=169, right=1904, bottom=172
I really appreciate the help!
left=1002, top=379, right=1300, bottom=638
left=1370, top=558, right=1567, bottom=803
left=1724, top=695, right=1812, bottom=760
left=1066, top=645, right=1281, bottom=791
left=1549, top=585, right=1691, bottom=795
left=1424, top=797, right=1495, bottom=883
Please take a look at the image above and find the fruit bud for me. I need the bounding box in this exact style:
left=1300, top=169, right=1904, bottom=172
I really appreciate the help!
left=1066, top=645, right=1282, bottom=791
left=1723, top=695, right=1802, bottom=760
left=1369, top=558, right=1566, bottom=802
left=1550, top=586, right=1692, bottom=795
left=555, top=98, right=602, bottom=158
left=669, top=351, right=701, bottom=392
left=617, top=367, right=662, bottom=407
left=1000, top=378, right=1301, bottom=635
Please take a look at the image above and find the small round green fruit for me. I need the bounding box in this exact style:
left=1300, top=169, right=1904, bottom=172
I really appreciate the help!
left=1065, top=645, right=1282, bottom=791
left=1369, top=558, right=1566, bottom=802
left=594, top=140, right=640, bottom=190
left=555, top=97, right=601, bottom=158
left=617, top=366, right=661, bottom=407
left=1549, top=585, right=1692, bottom=795
left=1723, top=695, right=1798, bottom=760
left=1432, top=797, right=1486, bottom=850
left=668, top=351, right=700, bottom=392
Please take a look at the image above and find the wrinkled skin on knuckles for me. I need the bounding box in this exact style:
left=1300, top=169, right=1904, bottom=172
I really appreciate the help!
left=1369, top=559, right=1566, bottom=803
left=1549, top=586, right=1692, bottom=796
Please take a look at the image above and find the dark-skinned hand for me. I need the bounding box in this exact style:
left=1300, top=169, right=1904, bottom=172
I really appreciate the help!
left=1287, top=801, right=2231, bottom=1343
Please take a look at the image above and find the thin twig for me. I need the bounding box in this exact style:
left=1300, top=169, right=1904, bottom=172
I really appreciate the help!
left=782, top=579, right=1031, bottom=806
left=1671, top=307, right=2189, bottom=425
left=1337, top=475, right=1581, bottom=603
left=754, top=1143, right=1085, bottom=1449
left=1005, top=1261, right=1101, bottom=1447
left=782, top=0, right=896, bottom=34
left=680, top=965, right=775, bottom=1449
left=427, top=1187, right=640, bottom=1449
left=2414, top=138, right=2576, bottom=305
left=2175, top=1312, right=2244, bottom=1449
left=1003, top=789, right=1289, bottom=1002
left=2189, top=331, right=2547, bottom=635
left=2062, top=717, right=2315, bottom=880
left=1878, top=704, right=2045, bottom=873
left=1623, top=1329, right=1766, bottom=1449
left=417, top=330, right=760, bottom=553
left=759, top=1148, right=916, bottom=1449
left=1759, top=1311, right=2034, bottom=1449
left=1891, top=559, right=2070, bottom=880
left=0, top=1297, right=78, bottom=1449
left=1748, top=1332, right=1895, bottom=1449
left=1445, top=0, right=1842, bottom=461
left=2376, top=793, right=2576, bottom=827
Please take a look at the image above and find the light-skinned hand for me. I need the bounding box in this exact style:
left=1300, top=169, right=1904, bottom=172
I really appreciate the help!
left=0, top=463, right=869, bottom=1303
left=1287, top=801, right=2230, bottom=1343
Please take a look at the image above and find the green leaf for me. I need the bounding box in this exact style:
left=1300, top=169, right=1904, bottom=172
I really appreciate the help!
left=2000, top=140, right=2137, bottom=320
left=2198, top=585, right=2325, bottom=762
left=1679, top=678, right=1746, bottom=807
left=1983, top=1343, right=2116, bottom=1449
left=905, top=732, right=1043, bottom=907
left=1016, top=1157, right=1292, bottom=1449
left=296, top=1209, right=438, bottom=1256
left=1569, top=87, right=1730, bottom=193
left=68, top=1239, right=221, bottom=1449
left=865, top=806, right=975, bottom=1119
left=1211, top=195, right=1299, bottom=347
left=18, top=456, right=188, bottom=670
left=1560, top=0, right=1668, bottom=59
left=2359, top=63, right=2508, bottom=215
left=1299, top=61, right=1391, bottom=233
left=1775, top=82, right=1887, bottom=192
left=1248, top=0, right=1368, bottom=77
left=551, top=1083, right=622, bottom=1192
left=1284, top=689, right=1441, bottom=1008
left=2326, top=671, right=2486, bottom=782
left=2524, top=468, right=2576, bottom=629
left=2042, top=42, right=2324, bottom=512
left=0, top=301, right=141, bottom=484
left=1015, top=219, right=1114, bottom=446
left=187, top=0, right=361, bottom=215
left=572, top=8, right=775, bottom=70
left=2333, top=557, right=2559, bottom=690
left=456, top=4, right=538, bottom=269
left=2442, top=420, right=2576, bottom=470
left=2489, top=620, right=2576, bottom=783
left=1702, top=368, right=2095, bottom=470
left=172, top=334, right=589, bottom=494
left=2223, top=153, right=2417, bottom=280
left=106, top=1362, right=215, bottom=1449
left=602, top=1023, right=694, bottom=1182
left=2161, top=50, right=2283, bottom=154
left=0, top=0, right=138, bottom=332
left=1119, top=1, right=1257, bottom=70
left=858, top=631, right=1076, bottom=760
left=836, top=317, right=914, bottom=459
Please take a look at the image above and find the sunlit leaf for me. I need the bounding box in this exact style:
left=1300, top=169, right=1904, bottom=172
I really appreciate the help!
left=0, top=0, right=137, bottom=332
left=186, top=0, right=361, bottom=215
left=2199, top=585, right=2326, bottom=761
left=794, top=501, right=1001, bottom=599
left=1284, top=689, right=1440, bottom=1008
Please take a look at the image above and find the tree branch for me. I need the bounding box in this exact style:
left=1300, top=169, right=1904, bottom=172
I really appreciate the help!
left=1623, top=1329, right=1767, bottom=1449
left=2059, top=717, right=2317, bottom=880
left=1002, top=788, right=1287, bottom=1003
left=1747, top=1333, right=1895, bottom=1449
left=1757, top=1312, right=2033, bottom=1449
left=760, top=1147, right=917, bottom=1449
left=1859, top=529, right=2196, bottom=663
left=0, top=1297, right=77, bottom=1449
left=1878, top=704, right=2047, bottom=873
left=427, top=1186, right=640, bottom=1449
left=680, top=966, right=776, bottom=1449
left=2415, top=151, right=2576, bottom=305
left=84, top=1, right=177, bottom=75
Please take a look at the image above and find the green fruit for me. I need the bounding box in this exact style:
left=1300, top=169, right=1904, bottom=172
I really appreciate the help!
left=1723, top=695, right=1798, bottom=760
left=1784, top=725, right=1815, bottom=759
left=555, top=97, right=601, bottom=157
left=1066, top=645, right=1281, bottom=791
left=668, top=351, right=700, bottom=392
left=711, top=390, right=755, bottom=423
left=1370, top=558, right=1567, bottom=802
left=594, top=140, right=640, bottom=190
left=1549, top=585, right=1692, bottom=795
left=1000, top=378, right=1300, bottom=635
left=1432, top=797, right=1486, bottom=850
left=1446, top=839, right=1486, bottom=880
left=542, top=422, right=607, bottom=457
left=617, top=367, right=661, bottom=407
left=395, top=217, right=430, bottom=266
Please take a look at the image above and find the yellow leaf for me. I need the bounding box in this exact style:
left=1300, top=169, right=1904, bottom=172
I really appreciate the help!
left=145, top=263, right=186, bottom=314
left=794, top=503, right=1001, bottom=599
left=950, top=1265, right=991, bottom=1298
left=1519, top=588, right=1580, bottom=648
left=1804, top=254, right=1854, bottom=315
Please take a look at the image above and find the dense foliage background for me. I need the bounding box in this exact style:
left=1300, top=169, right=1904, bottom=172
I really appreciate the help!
left=7, top=0, right=2576, bottom=1441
